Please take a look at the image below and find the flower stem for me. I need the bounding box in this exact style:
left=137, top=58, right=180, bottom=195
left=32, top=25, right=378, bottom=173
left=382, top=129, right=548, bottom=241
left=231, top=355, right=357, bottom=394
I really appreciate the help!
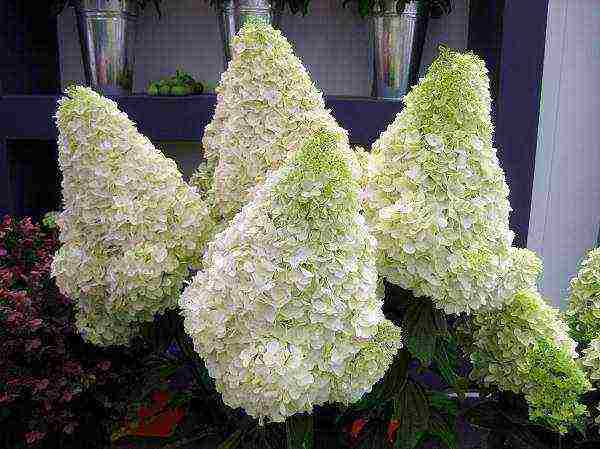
left=286, top=414, right=314, bottom=449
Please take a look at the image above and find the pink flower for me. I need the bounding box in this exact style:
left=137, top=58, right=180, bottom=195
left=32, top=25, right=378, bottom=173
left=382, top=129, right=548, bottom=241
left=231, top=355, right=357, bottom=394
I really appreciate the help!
left=34, top=379, right=50, bottom=392
left=26, top=338, right=42, bottom=352
left=97, top=360, right=111, bottom=371
left=63, top=361, right=83, bottom=375
left=25, top=431, right=45, bottom=445
left=28, top=319, right=43, bottom=331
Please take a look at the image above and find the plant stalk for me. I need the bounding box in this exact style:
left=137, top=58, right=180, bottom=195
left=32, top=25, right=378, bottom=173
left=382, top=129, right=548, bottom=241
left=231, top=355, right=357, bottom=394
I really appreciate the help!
left=286, top=413, right=314, bottom=449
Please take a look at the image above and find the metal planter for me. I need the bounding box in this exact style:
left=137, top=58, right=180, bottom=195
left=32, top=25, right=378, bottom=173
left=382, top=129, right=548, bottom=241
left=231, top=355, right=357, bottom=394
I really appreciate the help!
left=370, top=0, right=429, bottom=99
left=218, top=0, right=280, bottom=70
left=73, top=0, right=139, bottom=96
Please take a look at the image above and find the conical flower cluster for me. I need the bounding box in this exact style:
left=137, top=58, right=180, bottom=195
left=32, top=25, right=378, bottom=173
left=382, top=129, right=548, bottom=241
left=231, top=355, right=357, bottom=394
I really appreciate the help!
left=201, top=19, right=349, bottom=220
left=565, top=248, right=600, bottom=345
left=363, top=48, right=514, bottom=314
left=51, top=86, right=214, bottom=346
left=470, top=251, right=588, bottom=434
left=180, top=130, right=402, bottom=422
left=581, top=338, right=600, bottom=381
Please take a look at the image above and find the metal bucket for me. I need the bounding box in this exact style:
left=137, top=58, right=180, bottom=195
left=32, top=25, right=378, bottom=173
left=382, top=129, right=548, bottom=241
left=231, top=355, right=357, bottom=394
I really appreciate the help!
left=73, top=0, right=138, bottom=96
left=370, top=0, right=429, bottom=99
left=218, top=0, right=280, bottom=71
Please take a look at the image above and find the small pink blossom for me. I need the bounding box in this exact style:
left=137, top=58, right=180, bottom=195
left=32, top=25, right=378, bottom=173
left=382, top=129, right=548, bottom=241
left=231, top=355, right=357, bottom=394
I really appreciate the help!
left=98, top=360, right=111, bottom=371
left=25, top=431, right=45, bottom=445
left=26, top=338, right=42, bottom=352
left=29, top=319, right=43, bottom=331
left=34, top=379, right=50, bottom=392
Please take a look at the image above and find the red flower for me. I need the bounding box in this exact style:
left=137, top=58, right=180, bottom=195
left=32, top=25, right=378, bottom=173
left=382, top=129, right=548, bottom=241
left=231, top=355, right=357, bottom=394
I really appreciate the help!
left=387, top=419, right=400, bottom=444
left=349, top=418, right=367, bottom=441
left=25, top=431, right=45, bottom=445
left=130, top=407, right=185, bottom=438
left=11, top=290, right=28, bottom=303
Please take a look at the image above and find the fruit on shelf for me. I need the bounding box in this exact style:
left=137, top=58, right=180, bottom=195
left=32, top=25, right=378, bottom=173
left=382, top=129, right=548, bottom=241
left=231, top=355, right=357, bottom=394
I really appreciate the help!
left=146, top=69, right=207, bottom=96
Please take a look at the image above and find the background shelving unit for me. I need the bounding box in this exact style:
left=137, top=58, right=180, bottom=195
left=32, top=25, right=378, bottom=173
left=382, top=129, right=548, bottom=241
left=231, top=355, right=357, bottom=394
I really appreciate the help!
left=0, top=0, right=550, bottom=248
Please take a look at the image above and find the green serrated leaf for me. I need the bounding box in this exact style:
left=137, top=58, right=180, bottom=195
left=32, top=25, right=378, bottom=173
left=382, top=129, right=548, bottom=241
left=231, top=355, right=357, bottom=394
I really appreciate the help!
left=427, top=411, right=457, bottom=449
left=158, top=363, right=181, bottom=380
left=506, top=427, right=548, bottom=449
left=428, top=392, right=458, bottom=418
left=462, top=401, right=512, bottom=431
left=432, top=337, right=459, bottom=386
left=379, top=350, right=410, bottom=400
left=218, top=429, right=243, bottom=449
left=407, top=335, right=436, bottom=367
left=392, top=381, right=429, bottom=449
left=286, top=414, right=313, bottom=449
left=403, top=300, right=448, bottom=367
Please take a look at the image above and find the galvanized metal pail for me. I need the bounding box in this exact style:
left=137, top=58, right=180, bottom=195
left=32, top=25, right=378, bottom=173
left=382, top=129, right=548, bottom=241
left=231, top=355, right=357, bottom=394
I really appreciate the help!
left=73, top=0, right=139, bottom=96
left=370, top=0, right=429, bottom=99
left=218, top=0, right=279, bottom=71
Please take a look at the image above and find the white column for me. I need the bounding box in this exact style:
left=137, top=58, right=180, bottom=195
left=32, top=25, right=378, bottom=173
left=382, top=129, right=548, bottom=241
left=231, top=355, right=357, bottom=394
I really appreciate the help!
left=528, top=0, right=600, bottom=307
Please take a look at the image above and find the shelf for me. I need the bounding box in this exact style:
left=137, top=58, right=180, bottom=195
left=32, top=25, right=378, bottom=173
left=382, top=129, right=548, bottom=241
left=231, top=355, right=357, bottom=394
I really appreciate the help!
left=0, top=92, right=533, bottom=247
left=0, top=94, right=403, bottom=146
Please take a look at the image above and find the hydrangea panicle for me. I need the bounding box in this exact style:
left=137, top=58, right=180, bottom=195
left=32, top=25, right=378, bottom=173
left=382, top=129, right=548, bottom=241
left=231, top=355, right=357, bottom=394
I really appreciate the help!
left=52, top=86, right=215, bottom=346
left=471, top=286, right=588, bottom=433
left=200, top=19, right=351, bottom=220
left=565, top=248, right=600, bottom=345
left=363, top=47, right=514, bottom=314
left=180, top=130, right=402, bottom=423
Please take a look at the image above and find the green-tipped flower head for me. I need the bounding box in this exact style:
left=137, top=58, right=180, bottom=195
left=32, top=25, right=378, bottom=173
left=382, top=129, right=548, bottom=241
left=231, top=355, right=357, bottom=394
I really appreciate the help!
left=200, top=20, right=349, bottom=220
left=565, top=248, right=600, bottom=345
left=471, top=288, right=588, bottom=433
left=363, top=47, right=513, bottom=314
left=51, top=86, right=214, bottom=346
left=179, top=130, right=402, bottom=422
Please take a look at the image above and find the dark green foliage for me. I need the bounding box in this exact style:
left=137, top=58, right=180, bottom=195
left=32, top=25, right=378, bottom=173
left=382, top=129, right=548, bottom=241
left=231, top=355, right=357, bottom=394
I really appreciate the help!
left=342, top=0, right=452, bottom=19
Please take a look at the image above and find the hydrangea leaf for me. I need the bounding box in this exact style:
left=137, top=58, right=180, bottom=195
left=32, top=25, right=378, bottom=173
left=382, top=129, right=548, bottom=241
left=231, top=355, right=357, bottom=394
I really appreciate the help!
left=392, top=380, right=429, bottom=449
left=402, top=299, right=448, bottom=367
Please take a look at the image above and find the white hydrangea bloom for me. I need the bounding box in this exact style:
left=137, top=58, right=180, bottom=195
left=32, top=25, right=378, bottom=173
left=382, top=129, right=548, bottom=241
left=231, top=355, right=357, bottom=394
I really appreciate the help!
left=565, top=248, right=600, bottom=345
left=472, top=288, right=579, bottom=387
left=495, top=247, right=543, bottom=302
left=581, top=338, right=600, bottom=381
left=200, top=19, right=351, bottom=220
left=51, top=86, right=215, bottom=346
left=180, top=130, right=402, bottom=423
left=363, top=48, right=515, bottom=314
left=469, top=286, right=588, bottom=433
